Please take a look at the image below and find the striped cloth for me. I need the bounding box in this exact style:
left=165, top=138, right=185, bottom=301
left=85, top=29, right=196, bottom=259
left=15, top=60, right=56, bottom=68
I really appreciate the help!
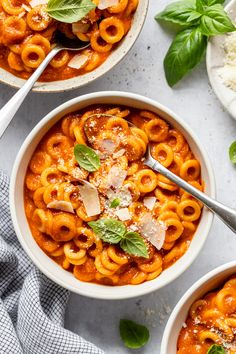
left=0, top=171, right=104, bottom=354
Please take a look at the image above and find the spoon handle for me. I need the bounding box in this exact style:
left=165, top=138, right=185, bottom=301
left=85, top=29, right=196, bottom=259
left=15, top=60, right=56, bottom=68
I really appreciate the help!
left=145, top=158, right=236, bottom=233
left=0, top=47, right=60, bottom=139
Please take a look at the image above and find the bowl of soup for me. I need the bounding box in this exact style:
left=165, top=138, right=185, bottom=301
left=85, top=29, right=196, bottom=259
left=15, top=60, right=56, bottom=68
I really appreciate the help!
left=0, top=0, right=148, bottom=92
left=161, top=261, right=236, bottom=354
left=10, top=91, right=215, bottom=299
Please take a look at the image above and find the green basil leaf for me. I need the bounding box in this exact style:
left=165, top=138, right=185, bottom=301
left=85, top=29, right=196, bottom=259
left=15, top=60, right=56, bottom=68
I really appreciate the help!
left=47, top=0, right=96, bottom=24
left=119, top=319, right=150, bottom=349
left=155, top=0, right=201, bottom=26
left=198, top=0, right=225, bottom=7
left=88, top=219, right=126, bottom=244
left=200, top=4, right=235, bottom=36
left=110, top=198, right=121, bottom=208
left=74, top=144, right=100, bottom=172
left=207, top=344, right=226, bottom=354
left=229, top=141, right=236, bottom=164
left=120, top=232, right=148, bottom=258
left=164, top=28, right=207, bottom=87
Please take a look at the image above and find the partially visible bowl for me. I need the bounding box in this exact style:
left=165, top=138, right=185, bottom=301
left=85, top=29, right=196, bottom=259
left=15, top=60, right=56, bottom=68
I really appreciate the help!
left=207, top=0, right=236, bottom=119
left=0, top=0, right=149, bottom=93
left=10, top=91, right=215, bottom=300
left=161, top=261, right=236, bottom=354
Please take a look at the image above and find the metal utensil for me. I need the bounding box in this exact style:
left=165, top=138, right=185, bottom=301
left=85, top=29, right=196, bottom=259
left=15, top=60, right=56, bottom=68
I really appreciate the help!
left=0, top=32, right=90, bottom=138
left=144, top=145, right=236, bottom=233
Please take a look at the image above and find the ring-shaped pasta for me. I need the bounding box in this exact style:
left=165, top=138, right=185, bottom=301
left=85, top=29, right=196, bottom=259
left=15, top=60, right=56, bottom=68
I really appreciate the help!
left=43, top=183, right=62, bottom=204
left=74, top=227, right=95, bottom=249
left=130, top=270, right=147, bottom=285
left=144, top=118, right=169, bottom=142
left=215, top=288, right=236, bottom=314
left=130, top=127, right=148, bottom=145
left=40, top=167, right=63, bottom=186
left=84, top=52, right=102, bottom=71
left=107, top=245, right=129, bottom=265
left=3, top=16, right=26, bottom=45
left=7, top=52, right=24, bottom=71
left=101, top=249, right=121, bottom=272
left=177, top=199, right=201, bottom=222
left=108, top=0, right=129, bottom=13
left=94, top=254, right=115, bottom=276
left=30, top=151, right=52, bottom=174
left=166, top=129, right=185, bottom=152
left=129, top=202, right=147, bottom=222
left=90, top=30, right=113, bottom=53
left=135, top=169, right=158, bottom=193
left=88, top=236, right=103, bottom=257
left=123, top=180, right=140, bottom=201
left=138, top=253, right=163, bottom=273
left=26, top=34, right=51, bottom=54
left=46, top=133, right=72, bottom=159
left=21, top=44, right=46, bottom=68
left=25, top=173, right=41, bottom=191
left=164, top=218, right=184, bottom=243
left=27, top=5, right=52, bottom=31
left=121, top=136, right=146, bottom=161
left=51, top=213, right=77, bottom=242
left=180, top=159, right=200, bottom=181
left=99, top=17, right=125, bottom=44
left=2, top=0, right=24, bottom=16
left=50, top=50, right=70, bottom=68
left=151, top=143, right=174, bottom=167
left=73, top=258, right=96, bottom=282
left=33, top=186, right=46, bottom=209
left=105, top=116, right=129, bottom=133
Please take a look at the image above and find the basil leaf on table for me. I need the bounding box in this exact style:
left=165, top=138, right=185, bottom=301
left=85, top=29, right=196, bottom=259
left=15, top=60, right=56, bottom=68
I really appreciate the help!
left=229, top=141, right=236, bottom=164
left=74, top=144, right=100, bottom=172
left=119, top=319, right=150, bottom=349
left=47, top=0, right=96, bottom=23
left=88, top=219, right=126, bottom=244
left=120, top=232, right=149, bottom=258
left=207, top=344, right=226, bottom=354
left=155, top=0, right=201, bottom=26
left=164, top=28, right=207, bottom=87
left=199, top=4, right=235, bottom=36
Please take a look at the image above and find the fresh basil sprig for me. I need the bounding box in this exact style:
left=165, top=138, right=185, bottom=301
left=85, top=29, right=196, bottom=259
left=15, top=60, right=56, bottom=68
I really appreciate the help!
left=47, top=0, right=96, bottom=23
left=119, top=319, right=150, bottom=349
left=74, top=144, right=100, bottom=172
left=164, top=28, right=207, bottom=87
left=207, top=344, right=225, bottom=354
left=88, top=219, right=148, bottom=258
left=155, top=0, right=236, bottom=86
left=229, top=141, right=236, bottom=164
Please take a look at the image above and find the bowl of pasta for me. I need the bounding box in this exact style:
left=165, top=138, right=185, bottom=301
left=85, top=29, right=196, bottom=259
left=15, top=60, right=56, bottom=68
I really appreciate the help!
left=10, top=91, right=215, bottom=299
left=161, top=261, right=236, bottom=354
left=0, top=0, right=148, bottom=92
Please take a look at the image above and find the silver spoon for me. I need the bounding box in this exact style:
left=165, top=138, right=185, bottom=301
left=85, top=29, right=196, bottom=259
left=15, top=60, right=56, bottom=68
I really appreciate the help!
left=144, top=145, right=236, bottom=233
left=0, top=32, right=90, bottom=138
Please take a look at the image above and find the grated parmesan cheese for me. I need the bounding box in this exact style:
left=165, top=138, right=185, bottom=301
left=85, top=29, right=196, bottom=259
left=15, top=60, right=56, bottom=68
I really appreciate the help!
left=218, top=32, right=236, bottom=91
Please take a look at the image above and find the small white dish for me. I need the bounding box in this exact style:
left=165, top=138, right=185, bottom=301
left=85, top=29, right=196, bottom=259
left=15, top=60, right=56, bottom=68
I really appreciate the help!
left=10, top=91, right=215, bottom=300
left=0, top=0, right=148, bottom=93
left=207, top=0, right=236, bottom=119
left=161, top=260, right=236, bottom=354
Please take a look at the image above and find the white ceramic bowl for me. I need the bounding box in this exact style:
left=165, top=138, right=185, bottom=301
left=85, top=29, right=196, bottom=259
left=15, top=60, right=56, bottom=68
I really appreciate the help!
left=10, top=91, right=215, bottom=300
left=161, top=261, right=236, bottom=354
left=0, top=0, right=148, bottom=93
left=206, top=0, right=236, bottom=119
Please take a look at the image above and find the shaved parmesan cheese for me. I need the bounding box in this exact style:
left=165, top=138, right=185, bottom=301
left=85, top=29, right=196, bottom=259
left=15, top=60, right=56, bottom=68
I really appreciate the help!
left=107, top=166, right=127, bottom=189
left=68, top=54, right=89, bottom=70
left=115, top=208, right=131, bottom=221
left=47, top=201, right=74, bottom=214
left=72, top=22, right=90, bottom=34
left=29, top=0, right=48, bottom=7
left=107, top=186, right=132, bottom=207
left=139, top=214, right=166, bottom=250
left=113, top=148, right=126, bottom=159
left=98, top=139, right=117, bottom=155
left=78, top=180, right=101, bottom=217
left=143, top=197, right=156, bottom=211
left=22, top=4, right=31, bottom=11
left=98, top=0, right=119, bottom=10
left=18, top=11, right=26, bottom=18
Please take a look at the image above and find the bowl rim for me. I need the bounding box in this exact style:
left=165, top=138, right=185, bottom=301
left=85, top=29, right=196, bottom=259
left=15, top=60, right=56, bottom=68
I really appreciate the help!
left=9, top=91, right=216, bottom=300
left=160, top=260, right=236, bottom=354
left=0, top=0, right=149, bottom=93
